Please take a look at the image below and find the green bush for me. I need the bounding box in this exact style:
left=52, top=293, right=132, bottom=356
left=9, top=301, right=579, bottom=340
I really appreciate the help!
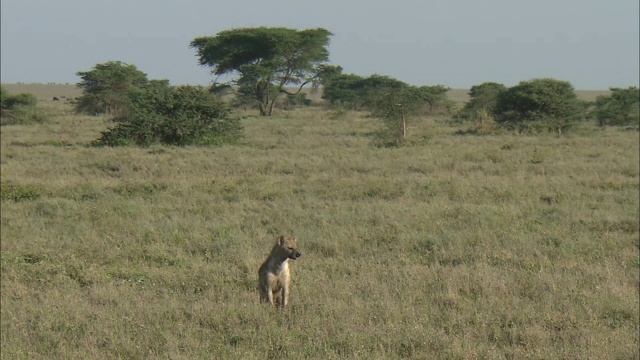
left=493, top=78, right=582, bottom=134
left=3, top=93, right=37, bottom=109
left=0, top=87, right=48, bottom=125
left=456, top=82, right=507, bottom=122
left=0, top=87, right=9, bottom=108
left=1, top=87, right=38, bottom=111
left=93, top=84, right=243, bottom=146
left=322, top=73, right=450, bottom=118
left=1, top=106, right=49, bottom=126
left=594, top=87, right=639, bottom=127
left=322, top=74, right=407, bottom=110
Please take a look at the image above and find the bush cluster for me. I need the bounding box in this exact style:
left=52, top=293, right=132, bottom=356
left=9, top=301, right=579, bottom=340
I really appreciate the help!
left=455, top=82, right=507, bottom=123
left=319, top=72, right=453, bottom=145
left=321, top=74, right=450, bottom=115
left=594, top=87, right=639, bottom=128
left=0, top=87, right=48, bottom=125
left=93, top=84, right=243, bottom=147
left=492, top=78, right=583, bottom=134
left=454, top=78, right=593, bottom=134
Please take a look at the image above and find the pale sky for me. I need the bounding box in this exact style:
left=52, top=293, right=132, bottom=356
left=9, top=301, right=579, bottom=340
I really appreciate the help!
left=1, top=0, right=638, bottom=90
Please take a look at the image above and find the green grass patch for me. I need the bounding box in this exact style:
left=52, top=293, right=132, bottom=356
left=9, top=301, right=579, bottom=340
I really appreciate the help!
left=0, top=183, right=41, bottom=202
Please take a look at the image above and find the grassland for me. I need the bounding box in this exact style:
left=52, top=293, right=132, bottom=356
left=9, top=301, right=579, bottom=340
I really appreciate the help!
left=1, top=85, right=638, bottom=359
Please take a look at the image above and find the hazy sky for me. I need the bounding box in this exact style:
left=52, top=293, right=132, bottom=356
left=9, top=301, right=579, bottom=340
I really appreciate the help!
left=1, top=0, right=638, bottom=89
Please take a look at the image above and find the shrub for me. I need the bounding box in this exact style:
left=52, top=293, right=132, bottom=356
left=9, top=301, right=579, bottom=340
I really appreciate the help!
left=594, top=87, right=639, bottom=127
left=93, top=84, right=243, bottom=146
left=322, top=74, right=407, bottom=110
left=493, top=78, right=582, bottom=134
left=456, top=82, right=507, bottom=122
left=1, top=106, right=49, bottom=126
left=3, top=93, right=38, bottom=109
left=0, top=87, right=7, bottom=108
left=0, top=87, right=48, bottom=125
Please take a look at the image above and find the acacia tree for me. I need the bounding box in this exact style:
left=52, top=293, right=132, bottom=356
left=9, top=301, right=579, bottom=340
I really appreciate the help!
left=416, top=85, right=451, bottom=114
left=321, top=73, right=408, bottom=110
left=377, top=87, right=425, bottom=144
left=374, top=85, right=448, bottom=146
left=191, top=27, right=334, bottom=116
left=76, top=61, right=148, bottom=116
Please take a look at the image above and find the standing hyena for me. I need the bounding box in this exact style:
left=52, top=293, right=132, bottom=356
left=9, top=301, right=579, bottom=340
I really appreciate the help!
left=258, top=235, right=301, bottom=308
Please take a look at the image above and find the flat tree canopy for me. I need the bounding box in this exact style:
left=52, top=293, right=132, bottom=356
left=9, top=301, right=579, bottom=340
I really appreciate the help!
left=191, top=27, right=334, bottom=116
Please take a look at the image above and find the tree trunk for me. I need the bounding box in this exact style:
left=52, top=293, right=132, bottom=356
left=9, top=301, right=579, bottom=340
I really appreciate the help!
left=401, top=110, right=406, bottom=139
left=259, top=102, right=268, bottom=116
left=256, top=81, right=270, bottom=116
left=268, top=99, right=276, bottom=116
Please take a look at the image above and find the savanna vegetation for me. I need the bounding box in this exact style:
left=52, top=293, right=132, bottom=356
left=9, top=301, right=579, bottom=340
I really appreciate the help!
left=1, top=81, right=638, bottom=358
left=75, top=61, right=149, bottom=116
left=594, top=86, right=640, bottom=127
left=492, top=78, right=585, bottom=135
left=1, top=25, right=638, bottom=360
left=93, top=82, right=243, bottom=147
left=191, top=27, right=337, bottom=116
left=0, top=86, right=48, bottom=126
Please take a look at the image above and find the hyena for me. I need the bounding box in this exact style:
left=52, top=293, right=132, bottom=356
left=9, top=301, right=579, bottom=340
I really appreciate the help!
left=258, top=235, right=301, bottom=308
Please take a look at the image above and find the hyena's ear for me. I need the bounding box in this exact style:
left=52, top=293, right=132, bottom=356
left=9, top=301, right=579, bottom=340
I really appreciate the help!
left=278, top=235, right=286, bottom=245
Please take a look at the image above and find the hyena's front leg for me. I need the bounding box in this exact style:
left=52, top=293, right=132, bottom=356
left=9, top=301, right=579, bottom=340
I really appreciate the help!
left=259, top=282, right=273, bottom=304
left=281, top=272, right=291, bottom=308
left=266, top=288, right=274, bottom=305
left=281, top=288, right=288, bottom=308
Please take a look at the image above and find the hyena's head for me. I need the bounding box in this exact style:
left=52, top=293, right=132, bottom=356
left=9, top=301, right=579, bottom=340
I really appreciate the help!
left=278, top=235, right=301, bottom=260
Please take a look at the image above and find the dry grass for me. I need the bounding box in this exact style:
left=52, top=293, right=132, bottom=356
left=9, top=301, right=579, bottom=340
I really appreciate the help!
left=2, top=83, right=83, bottom=101
left=1, top=89, right=638, bottom=359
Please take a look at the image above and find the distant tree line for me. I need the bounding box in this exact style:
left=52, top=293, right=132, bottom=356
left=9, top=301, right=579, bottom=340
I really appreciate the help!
left=64, top=26, right=638, bottom=146
left=454, top=79, right=638, bottom=134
